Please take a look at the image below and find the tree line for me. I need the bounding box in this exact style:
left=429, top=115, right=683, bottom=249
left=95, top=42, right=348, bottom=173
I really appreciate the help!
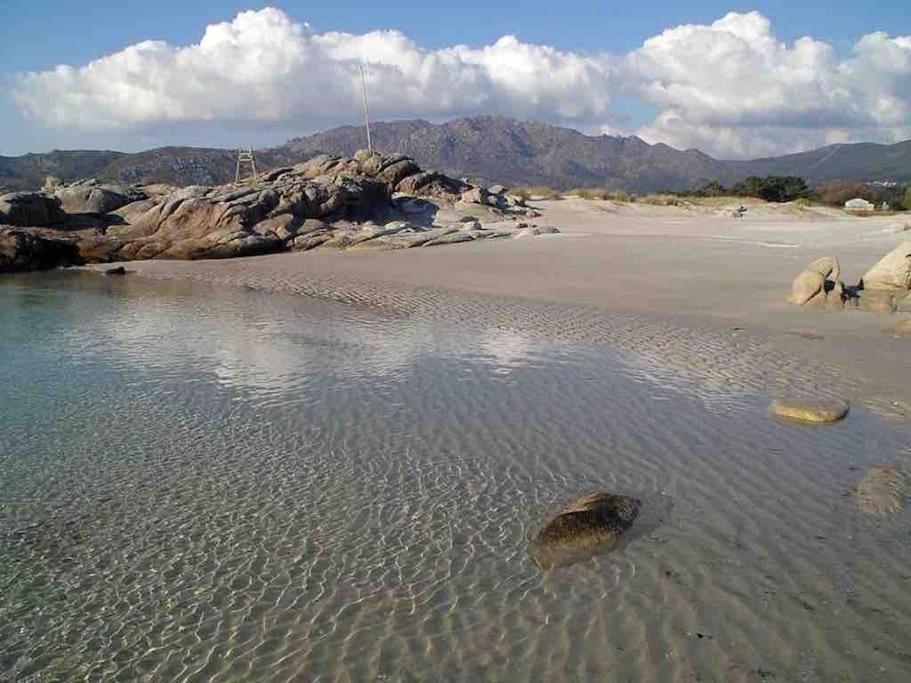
left=691, top=177, right=911, bottom=209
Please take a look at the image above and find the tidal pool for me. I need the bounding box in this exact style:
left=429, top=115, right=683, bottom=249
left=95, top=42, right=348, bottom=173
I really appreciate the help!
left=1, top=271, right=909, bottom=681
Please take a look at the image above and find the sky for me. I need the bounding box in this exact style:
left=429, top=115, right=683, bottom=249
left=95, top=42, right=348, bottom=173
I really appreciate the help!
left=1, top=1, right=909, bottom=159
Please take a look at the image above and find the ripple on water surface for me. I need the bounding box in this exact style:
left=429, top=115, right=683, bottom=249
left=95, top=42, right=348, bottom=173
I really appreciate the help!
left=1, top=272, right=910, bottom=681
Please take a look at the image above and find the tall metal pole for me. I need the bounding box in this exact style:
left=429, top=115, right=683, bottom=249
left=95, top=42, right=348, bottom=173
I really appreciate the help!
left=360, top=64, right=373, bottom=153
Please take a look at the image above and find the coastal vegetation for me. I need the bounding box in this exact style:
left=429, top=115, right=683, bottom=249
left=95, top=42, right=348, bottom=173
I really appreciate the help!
left=690, top=177, right=910, bottom=209
left=514, top=175, right=911, bottom=211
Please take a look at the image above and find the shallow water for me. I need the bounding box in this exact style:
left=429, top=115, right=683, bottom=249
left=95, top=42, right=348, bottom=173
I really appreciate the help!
left=1, top=271, right=909, bottom=682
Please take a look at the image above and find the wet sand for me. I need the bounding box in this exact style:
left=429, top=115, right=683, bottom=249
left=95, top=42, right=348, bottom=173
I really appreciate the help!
left=97, top=198, right=911, bottom=415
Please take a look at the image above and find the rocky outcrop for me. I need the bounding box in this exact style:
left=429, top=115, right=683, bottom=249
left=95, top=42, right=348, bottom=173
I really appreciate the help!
left=531, top=492, right=641, bottom=569
left=55, top=180, right=147, bottom=215
left=0, top=151, right=559, bottom=273
left=861, top=241, right=911, bottom=292
left=292, top=149, right=469, bottom=200
left=769, top=398, right=850, bottom=423
left=0, top=192, right=66, bottom=227
left=0, top=227, right=81, bottom=273
left=82, top=170, right=389, bottom=261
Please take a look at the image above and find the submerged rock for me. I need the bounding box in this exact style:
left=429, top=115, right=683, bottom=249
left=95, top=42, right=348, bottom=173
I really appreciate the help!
left=770, top=398, right=850, bottom=423
left=532, top=491, right=641, bottom=569
left=855, top=464, right=907, bottom=515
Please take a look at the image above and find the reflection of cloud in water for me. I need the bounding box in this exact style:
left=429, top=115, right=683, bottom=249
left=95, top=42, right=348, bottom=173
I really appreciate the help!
left=95, top=290, right=444, bottom=395
left=480, top=329, right=536, bottom=373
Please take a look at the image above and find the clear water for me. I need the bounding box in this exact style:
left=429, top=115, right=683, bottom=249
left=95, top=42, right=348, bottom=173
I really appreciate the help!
left=1, top=272, right=909, bottom=681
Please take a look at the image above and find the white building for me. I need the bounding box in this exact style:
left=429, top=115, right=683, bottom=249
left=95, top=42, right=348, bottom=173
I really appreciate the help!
left=844, top=198, right=875, bottom=213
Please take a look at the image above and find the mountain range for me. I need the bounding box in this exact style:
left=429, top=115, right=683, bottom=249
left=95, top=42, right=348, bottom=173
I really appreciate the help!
left=2, top=116, right=909, bottom=193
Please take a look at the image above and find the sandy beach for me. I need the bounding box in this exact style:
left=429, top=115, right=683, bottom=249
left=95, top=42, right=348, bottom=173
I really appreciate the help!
left=8, top=198, right=911, bottom=681
left=99, top=198, right=911, bottom=417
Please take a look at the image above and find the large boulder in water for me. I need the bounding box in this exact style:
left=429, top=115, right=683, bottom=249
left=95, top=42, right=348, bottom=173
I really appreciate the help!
left=861, top=242, right=911, bottom=292
left=787, top=256, right=842, bottom=307
left=531, top=491, right=641, bottom=569
left=0, top=227, right=81, bottom=273
left=0, top=192, right=66, bottom=227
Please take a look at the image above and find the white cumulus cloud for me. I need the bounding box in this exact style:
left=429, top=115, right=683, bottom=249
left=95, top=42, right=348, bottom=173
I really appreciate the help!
left=12, top=7, right=613, bottom=131
left=10, top=7, right=911, bottom=158
left=626, top=11, right=911, bottom=157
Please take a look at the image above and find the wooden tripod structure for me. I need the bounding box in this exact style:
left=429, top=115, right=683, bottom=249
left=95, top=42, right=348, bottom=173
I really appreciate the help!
left=234, top=148, right=259, bottom=185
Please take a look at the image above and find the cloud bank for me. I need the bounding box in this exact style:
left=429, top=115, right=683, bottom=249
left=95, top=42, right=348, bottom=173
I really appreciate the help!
left=12, top=7, right=911, bottom=158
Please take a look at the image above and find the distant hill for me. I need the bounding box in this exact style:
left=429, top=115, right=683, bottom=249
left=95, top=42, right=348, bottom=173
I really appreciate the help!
left=0, top=147, right=293, bottom=191
left=283, top=117, right=911, bottom=190
left=724, top=141, right=911, bottom=187
left=282, top=117, right=730, bottom=191
left=2, top=116, right=909, bottom=192
left=0, top=150, right=125, bottom=191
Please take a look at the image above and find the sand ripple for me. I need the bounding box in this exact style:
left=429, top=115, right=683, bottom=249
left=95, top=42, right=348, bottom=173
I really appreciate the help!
left=1, top=272, right=909, bottom=681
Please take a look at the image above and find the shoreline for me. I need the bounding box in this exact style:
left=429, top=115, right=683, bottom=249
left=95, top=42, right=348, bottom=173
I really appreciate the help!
left=84, top=206, right=911, bottom=418
left=61, top=196, right=908, bottom=418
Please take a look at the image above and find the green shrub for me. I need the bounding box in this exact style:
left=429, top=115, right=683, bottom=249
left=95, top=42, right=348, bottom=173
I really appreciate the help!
left=731, top=176, right=809, bottom=202
left=694, top=180, right=728, bottom=197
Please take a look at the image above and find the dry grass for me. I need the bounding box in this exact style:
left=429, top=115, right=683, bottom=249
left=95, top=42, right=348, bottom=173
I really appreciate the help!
left=510, top=186, right=562, bottom=200
left=567, top=187, right=632, bottom=202
left=637, top=193, right=686, bottom=206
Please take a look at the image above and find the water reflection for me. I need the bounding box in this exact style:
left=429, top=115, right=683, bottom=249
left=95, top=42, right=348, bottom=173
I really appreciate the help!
left=72, top=275, right=549, bottom=396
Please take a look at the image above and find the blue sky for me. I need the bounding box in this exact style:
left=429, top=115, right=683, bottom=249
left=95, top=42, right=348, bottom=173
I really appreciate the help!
left=1, top=1, right=909, bottom=157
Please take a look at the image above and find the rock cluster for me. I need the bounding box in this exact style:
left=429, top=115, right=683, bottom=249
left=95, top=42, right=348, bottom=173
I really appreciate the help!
left=0, top=151, right=559, bottom=273
left=787, top=242, right=911, bottom=314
